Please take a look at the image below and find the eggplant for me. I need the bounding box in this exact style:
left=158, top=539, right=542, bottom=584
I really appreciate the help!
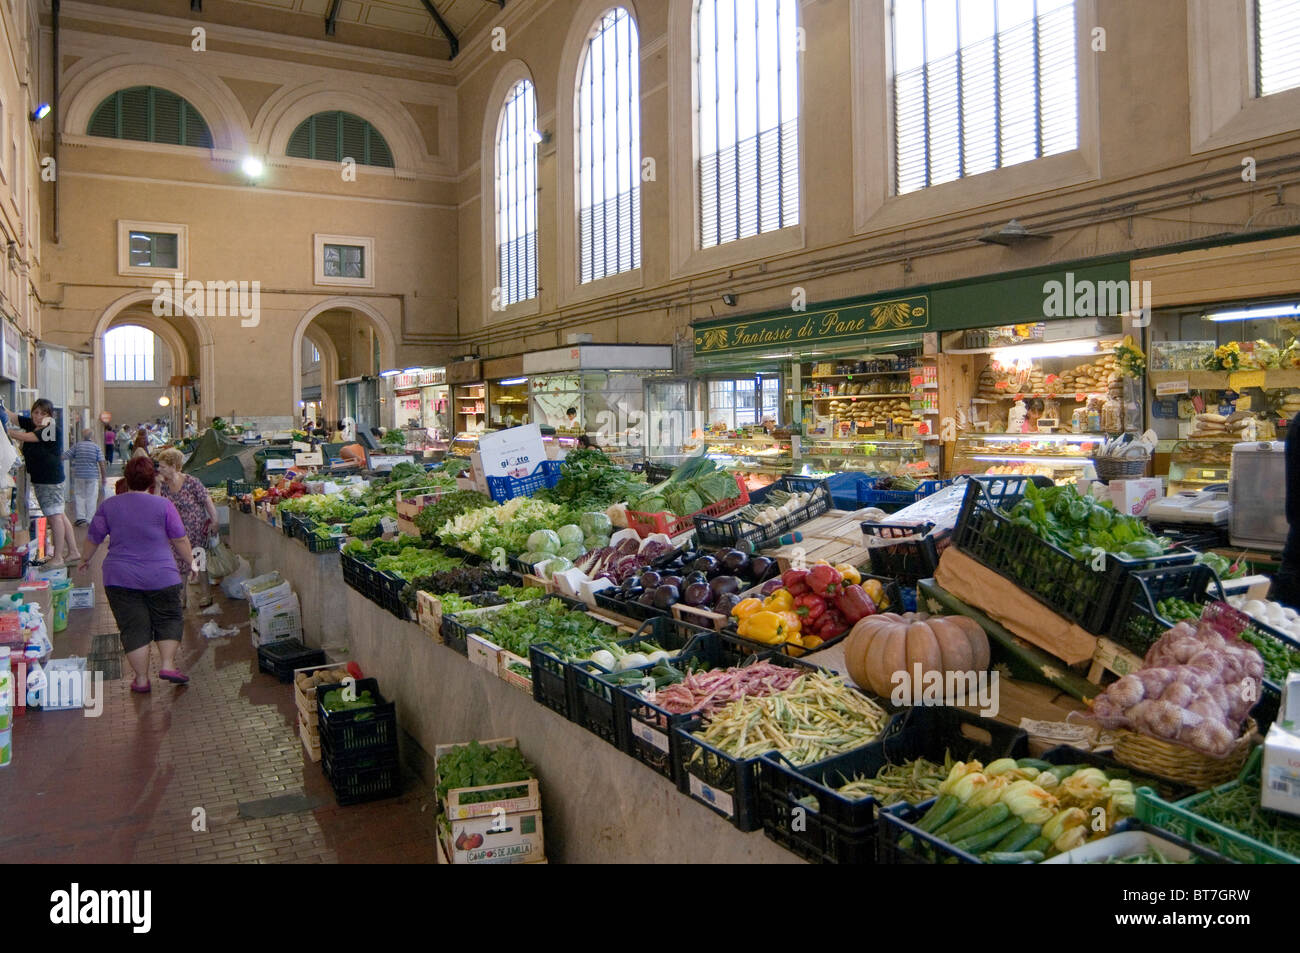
left=748, top=555, right=775, bottom=582
left=653, top=584, right=681, bottom=610
left=709, top=575, right=741, bottom=599
left=692, top=555, right=718, bottom=576
left=621, top=574, right=642, bottom=593
left=718, top=549, right=750, bottom=575
left=637, top=590, right=658, bottom=606
left=683, top=582, right=711, bottom=607
left=684, top=570, right=708, bottom=587
left=640, top=570, right=662, bottom=590
left=660, top=574, right=683, bottom=590
left=760, top=578, right=784, bottom=597
left=713, top=592, right=741, bottom=616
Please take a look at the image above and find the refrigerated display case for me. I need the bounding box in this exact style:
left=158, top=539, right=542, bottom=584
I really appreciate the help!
left=799, top=436, right=926, bottom=474
left=950, top=432, right=1104, bottom=483
left=1167, top=438, right=1235, bottom=493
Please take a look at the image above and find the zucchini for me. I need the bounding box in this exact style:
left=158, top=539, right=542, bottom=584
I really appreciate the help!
left=916, top=795, right=961, bottom=833
left=1046, top=764, right=1082, bottom=783
left=1025, top=835, right=1053, bottom=853
left=952, top=815, right=1023, bottom=854
left=1015, top=758, right=1054, bottom=772
left=983, top=850, right=1045, bottom=864
left=933, top=804, right=986, bottom=838
left=941, top=803, right=1011, bottom=843
left=993, top=821, right=1042, bottom=853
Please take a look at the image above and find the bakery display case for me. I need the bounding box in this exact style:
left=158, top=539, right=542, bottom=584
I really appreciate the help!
left=449, top=432, right=482, bottom=458
left=1167, top=439, right=1234, bottom=494
left=800, top=437, right=925, bottom=474
left=950, top=432, right=1105, bottom=483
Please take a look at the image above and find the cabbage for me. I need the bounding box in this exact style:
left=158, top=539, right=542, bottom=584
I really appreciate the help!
left=558, top=542, right=585, bottom=561
left=557, top=524, right=585, bottom=546
left=540, top=557, right=573, bottom=579
left=584, top=534, right=610, bottom=552
left=580, top=512, right=613, bottom=537
left=527, top=529, right=562, bottom=554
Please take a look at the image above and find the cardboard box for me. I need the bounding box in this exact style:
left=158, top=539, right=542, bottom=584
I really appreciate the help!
left=435, top=738, right=542, bottom=819
left=1261, top=723, right=1300, bottom=818
left=1108, top=478, right=1164, bottom=518
left=440, top=810, right=545, bottom=864
left=246, top=578, right=293, bottom=609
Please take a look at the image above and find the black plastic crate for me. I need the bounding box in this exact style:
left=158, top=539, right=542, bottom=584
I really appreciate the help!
left=860, top=521, right=942, bottom=587
left=280, top=512, right=297, bottom=537
left=376, top=571, right=411, bottom=620
left=952, top=478, right=1195, bottom=635
left=439, top=543, right=484, bottom=566
left=721, top=573, right=902, bottom=658
left=256, top=639, right=326, bottom=683
left=570, top=622, right=714, bottom=749
left=1109, top=564, right=1225, bottom=655
left=593, top=587, right=667, bottom=623
left=303, top=527, right=344, bottom=554
left=645, top=463, right=674, bottom=483
left=671, top=654, right=849, bottom=833
left=321, top=747, right=400, bottom=806
left=757, top=707, right=1029, bottom=864
left=528, top=641, right=579, bottom=721
left=316, top=678, right=398, bottom=754
left=341, top=551, right=369, bottom=595
left=694, top=480, right=833, bottom=550
left=1038, top=746, right=1196, bottom=803
left=226, top=479, right=256, bottom=497
left=879, top=799, right=985, bottom=864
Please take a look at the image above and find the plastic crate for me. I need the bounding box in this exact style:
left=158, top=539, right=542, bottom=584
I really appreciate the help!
left=316, top=678, right=398, bottom=755
left=322, top=746, right=400, bottom=806
left=858, top=477, right=955, bottom=511
left=757, top=707, right=1029, bottom=864
left=485, top=460, right=562, bottom=503
left=280, top=512, right=297, bottom=537
left=747, top=475, right=824, bottom=503
left=340, top=550, right=372, bottom=597
left=376, top=571, right=411, bottom=620
left=694, top=480, right=833, bottom=549
left=626, top=473, right=750, bottom=539
left=860, top=521, right=941, bottom=587
left=1108, top=564, right=1225, bottom=654
left=722, top=574, right=902, bottom=658
left=593, top=587, right=667, bottom=623
left=226, top=479, right=256, bottom=497
left=951, top=478, right=1195, bottom=635
left=1135, top=748, right=1300, bottom=864
left=570, top=620, right=713, bottom=748
left=528, top=641, right=580, bottom=721
left=645, top=463, right=674, bottom=483
left=671, top=654, right=844, bottom=833
left=878, top=799, right=985, bottom=864
left=256, top=639, right=327, bottom=683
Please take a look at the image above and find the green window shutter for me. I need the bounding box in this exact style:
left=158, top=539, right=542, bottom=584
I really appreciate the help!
left=85, top=85, right=212, bottom=148
left=119, top=87, right=150, bottom=141
left=283, top=111, right=394, bottom=167
left=286, top=119, right=312, bottom=158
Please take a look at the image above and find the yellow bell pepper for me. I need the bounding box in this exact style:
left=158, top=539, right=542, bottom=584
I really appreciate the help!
left=834, top=564, right=862, bottom=586
left=741, top=610, right=786, bottom=645
left=763, top=589, right=795, bottom=613
left=861, top=578, right=886, bottom=608
left=802, top=635, right=824, bottom=650
left=731, top=597, right=763, bottom=621
left=779, top=610, right=802, bottom=636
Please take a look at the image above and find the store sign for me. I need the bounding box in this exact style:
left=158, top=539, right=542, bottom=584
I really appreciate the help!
left=418, top=369, right=446, bottom=387
left=694, top=295, right=929, bottom=356
left=1155, top=380, right=1189, bottom=396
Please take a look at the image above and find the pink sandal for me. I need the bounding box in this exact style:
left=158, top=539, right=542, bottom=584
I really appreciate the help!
left=130, top=680, right=151, bottom=693
left=159, top=669, right=189, bottom=685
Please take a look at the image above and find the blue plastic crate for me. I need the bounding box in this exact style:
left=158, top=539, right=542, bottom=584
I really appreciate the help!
left=485, top=460, right=563, bottom=503
left=857, top=477, right=955, bottom=509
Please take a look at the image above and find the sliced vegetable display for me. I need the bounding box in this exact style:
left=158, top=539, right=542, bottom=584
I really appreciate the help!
left=687, top=672, right=889, bottom=765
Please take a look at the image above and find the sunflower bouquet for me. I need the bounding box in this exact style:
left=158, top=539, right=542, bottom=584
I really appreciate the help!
left=1203, top=341, right=1242, bottom=371
left=1113, top=336, right=1146, bottom=379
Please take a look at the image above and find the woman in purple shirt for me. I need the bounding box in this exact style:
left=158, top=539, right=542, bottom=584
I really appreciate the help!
left=76, top=456, right=198, bottom=693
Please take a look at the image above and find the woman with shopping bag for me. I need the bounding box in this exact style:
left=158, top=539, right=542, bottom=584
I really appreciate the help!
left=153, top=447, right=218, bottom=610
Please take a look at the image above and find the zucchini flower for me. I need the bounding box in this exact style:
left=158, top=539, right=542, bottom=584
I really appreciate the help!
left=1033, top=770, right=1061, bottom=791
left=939, top=761, right=983, bottom=796
left=1052, top=825, right=1088, bottom=855
left=1042, top=807, right=1088, bottom=843
left=1001, top=781, right=1059, bottom=823
left=985, top=758, right=1020, bottom=777
left=949, top=772, right=988, bottom=804
left=967, top=775, right=1009, bottom=809
left=1108, top=790, right=1137, bottom=817
left=1061, top=769, right=1108, bottom=805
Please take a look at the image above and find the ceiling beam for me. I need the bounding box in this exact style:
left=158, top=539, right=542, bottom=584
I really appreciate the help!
left=419, top=0, right=459, bottom=59
left=325, top=0, right=342, bottom=36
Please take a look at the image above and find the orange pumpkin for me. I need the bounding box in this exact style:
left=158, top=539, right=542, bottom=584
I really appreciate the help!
left=843, top=613, right=991, bottom=699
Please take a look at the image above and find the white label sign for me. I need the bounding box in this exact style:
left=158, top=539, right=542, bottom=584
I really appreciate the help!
left=477, top=424, right=547, bottom=481
left=688, top=773, right=735, bottom=817
left=631, top=720, right=670, bottom=754
left=1155, top=380, right=1189, bottom=396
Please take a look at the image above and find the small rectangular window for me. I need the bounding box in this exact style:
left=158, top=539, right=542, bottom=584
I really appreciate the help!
left=128, top=231, right=179, bottom=269
left=323, top=243, right=365, bottom=279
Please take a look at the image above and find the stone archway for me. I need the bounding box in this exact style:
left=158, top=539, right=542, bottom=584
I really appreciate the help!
left=93, top=289, right=216, bottom=422
left=290, top=297, right=396, bottom=420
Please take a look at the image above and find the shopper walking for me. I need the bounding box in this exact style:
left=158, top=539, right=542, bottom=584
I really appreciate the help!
left=78, top=456, right=195, bottom=691
left=154, top=447, right=218, bottom=610
left=65, top=428, right=106, bottom=526
left=133, top=427, right=148, bottom=452
left=103, top=425, right=116, bottom=464
left=6, top=399, right=78, bottom=566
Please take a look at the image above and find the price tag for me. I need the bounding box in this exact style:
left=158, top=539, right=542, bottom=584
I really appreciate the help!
left=1155, top=380, right=1189, bottom=396
left=380, top=515, right=399, bottom=535
left=1229, top=370, right=1266, bottom=391
left=630, top=721, right=669, bottom=753
left=687, top=774, right=735, bottom=817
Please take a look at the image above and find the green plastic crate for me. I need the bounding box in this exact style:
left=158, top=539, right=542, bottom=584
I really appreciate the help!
left=1135, top=748, right=1300, bottom=865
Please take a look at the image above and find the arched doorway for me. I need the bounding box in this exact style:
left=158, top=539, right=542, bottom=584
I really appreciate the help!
left=291, top=298, right=395, bottom=434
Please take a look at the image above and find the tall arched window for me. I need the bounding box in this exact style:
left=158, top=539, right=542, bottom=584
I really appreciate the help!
left=87, top=86, right=213, bottom=148
left=695, top=0, right=800, bottom=249
left=495, top=79, right=539, bottom=307
left=286, top=111, right=394, bottom=167
left=1256, top=0, right=1300, bottom=97
left=577, top=7, right=641, bottom=283
left=104, top=325, right=155, bottom=382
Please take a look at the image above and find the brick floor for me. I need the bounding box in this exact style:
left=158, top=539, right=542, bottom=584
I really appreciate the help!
left=0, top=525, right=440, bottom=864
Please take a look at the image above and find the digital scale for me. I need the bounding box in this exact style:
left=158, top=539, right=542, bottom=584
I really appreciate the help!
left=1145, top=489, right=1231, bottom=528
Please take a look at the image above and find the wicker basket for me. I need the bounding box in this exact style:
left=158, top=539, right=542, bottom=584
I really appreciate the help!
left=1093, top=455, right=1148, bottom=481
left=1111, top=719, right=1259, bottom=789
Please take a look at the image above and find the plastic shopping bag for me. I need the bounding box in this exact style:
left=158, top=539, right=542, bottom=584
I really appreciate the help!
left=207, top=539, right=238, bottom=579
left=220, top=556, right=252, bottom=599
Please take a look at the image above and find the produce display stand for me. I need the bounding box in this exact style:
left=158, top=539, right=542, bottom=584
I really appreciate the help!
left=694, top=478, right=832, bottom=550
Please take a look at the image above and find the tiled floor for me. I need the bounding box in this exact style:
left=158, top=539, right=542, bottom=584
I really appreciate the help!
left=0, top=524, right=440, bottom=864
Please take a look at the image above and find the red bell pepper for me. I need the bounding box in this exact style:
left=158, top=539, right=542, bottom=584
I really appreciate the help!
left=833, top=584, right=877, bottom=624
left=807, top=564, right=843, bottom=597
left=782, top=568, right=809, bottom=590
left=794, top=592, right=826, bottom=622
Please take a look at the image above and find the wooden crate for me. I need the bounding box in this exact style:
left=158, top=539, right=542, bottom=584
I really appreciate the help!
left=434, top=737, right=542, bottom=820
left=417, top=589, right=444, bottom=638
left=672, top=602, right=730, bottom=631
left=498, top=649, right=533, bottom=695
left=1087, top=636, right=1146, bottom=684
left=298, top=711, right=321, bottom=762
left=293, top=662, right=351, bottom=727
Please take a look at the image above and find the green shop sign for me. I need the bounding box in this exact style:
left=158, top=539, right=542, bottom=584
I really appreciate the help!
left=694, top=295, right=929, bottom=355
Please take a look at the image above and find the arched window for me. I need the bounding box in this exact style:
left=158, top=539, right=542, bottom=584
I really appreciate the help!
left=695, top=0, right=800, bottom=249
left=286, top=111, right=394, bottom=168
left=891, top=0, right=1078, bottom=195
left=104, top=326, right=155, bottom=382
left=577, top=7, right=641, bottom=283
left=87, top=86, right=213, bottom=148
left=495, top=79, right=539, bottom=307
